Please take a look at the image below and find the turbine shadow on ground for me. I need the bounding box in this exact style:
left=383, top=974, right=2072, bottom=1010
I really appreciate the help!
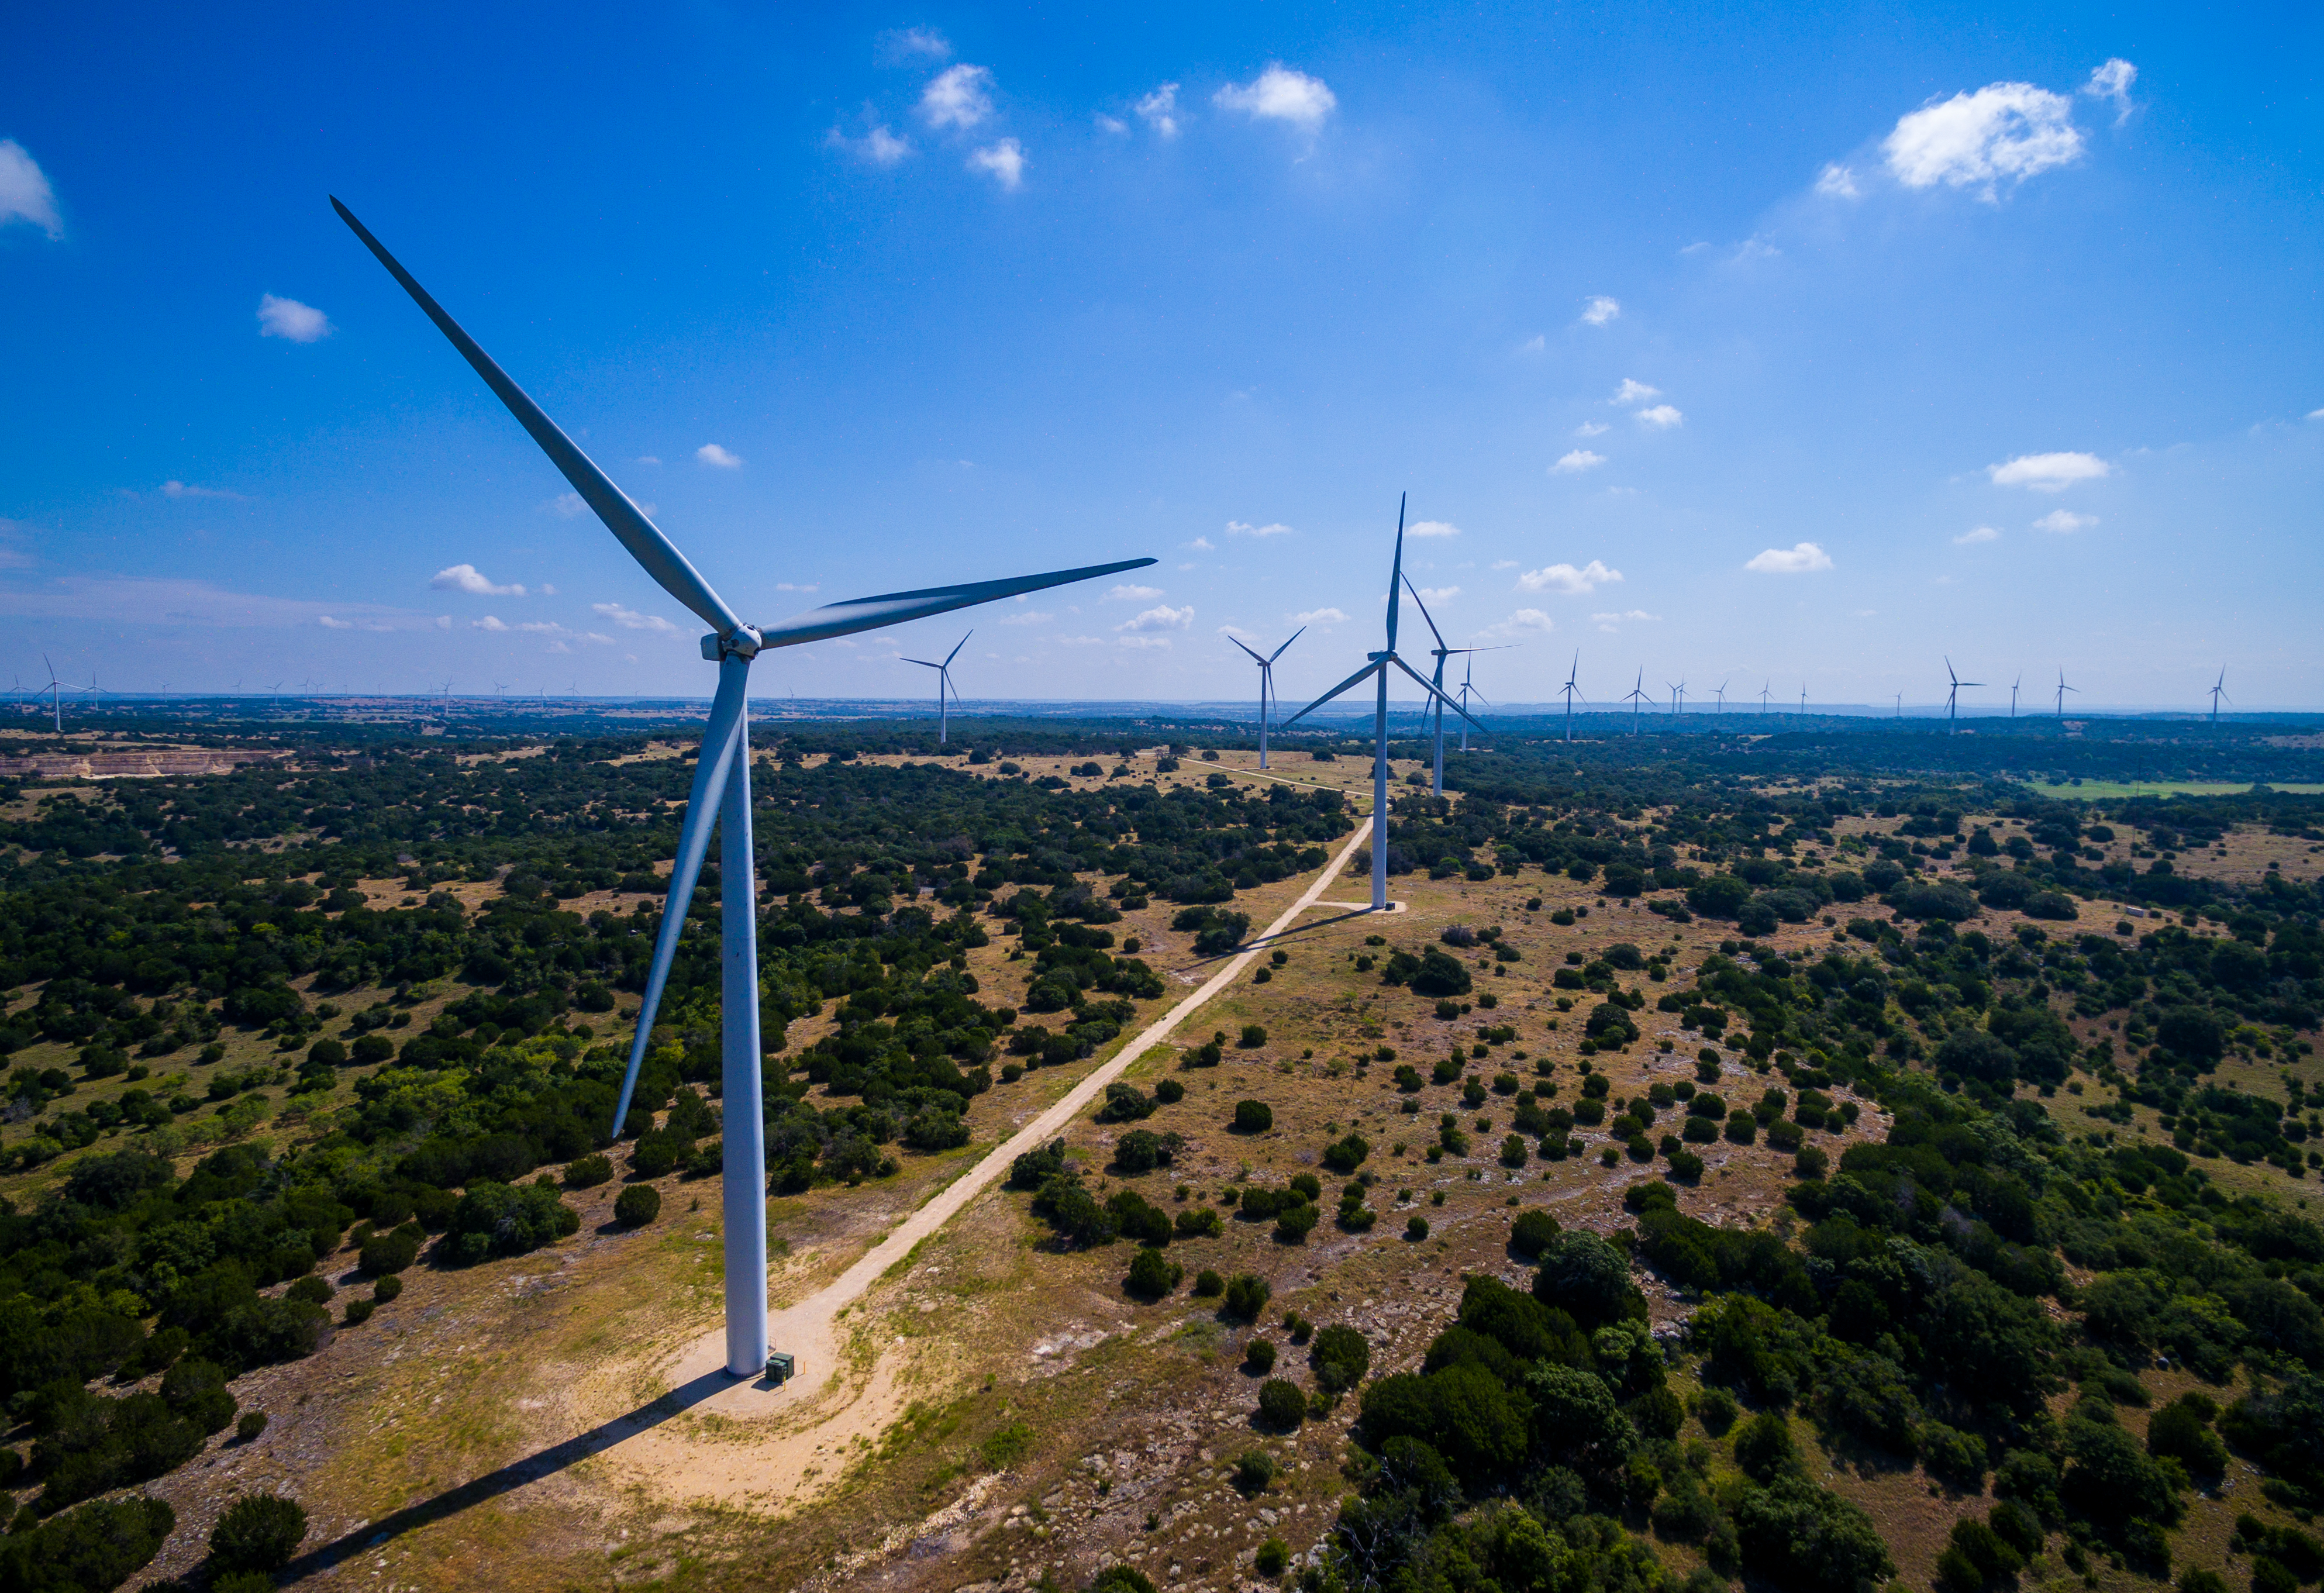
left=278, top=1368, right=757, bottom=1577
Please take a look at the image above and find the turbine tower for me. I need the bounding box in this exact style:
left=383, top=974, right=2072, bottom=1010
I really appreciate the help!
left=1944, top=657, right=1983, bottom=735
left=1455, top=655, right=1488, bottom=752
left=2009, top=671, right=2022, bottom=718
left=1711, top=679, right=1728, bottom=715
left=902, top=630, right=971, bottom=745
left=1757, top=680, right=1772, bottom=714
left=1798, top=683, right=1807, bottom=718
left=1666, top=679, right=1685, bottom=716
left=1227, top=627, right=1304, bottom=769
left=1622, top=669, right=1650, bottom=733
left=1558, top=653, right=1582, bottom=743
left=2208, top=668, right=2230, bottom=723
left=38, top=656, right=84, bottom=732
left=1280, top=496, right=1477, bottom=912
left=336, top=196, right=1154, bottom=1380
left=2054, top=667, right=2077, bottom=716
left=1401, top=580, right=1505, bottom=795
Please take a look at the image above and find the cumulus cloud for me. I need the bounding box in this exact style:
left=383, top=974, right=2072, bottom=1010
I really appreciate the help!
left=1136, top=83, right=1181, bottom=137
left=1745, top=542, right=1835, bottom=574
left=1096, top=114, right=1128, bottom=135
left=1550, top=450, right=1606, bottom=475
left=1574, top=421, right=1609, bottom=437
left=1480, top=609, right=1556, bottom=637
left=160, top=480, right=244, bottom=501
left=1292, top=607, right=1349, bottom=625
left=1883, top=82, right=2083, bottom=195
left=636, top=455, right=662, bottom=466
left=1058, top=636, right=1104, bottom=646
left=1118, top=635, right=1173, bottom=649
left=828, top=123, right=912, bottom=165
left=1580, top=295, right=1620, bottom=326
left=1635, top=404, right=1683, bottom=429
left=592, top=602, right=680, bottom=634
left=317, top=615, right=354, bottom=629
left=1408, top=520, right=1460, bottom=539
left=1226, top=519, right=1293, bottom=537
left=0, top=140, right=62, bottom=238
left=1954, top=525, right=2001, bottom=544
left=877, top=27, right=950, bottom=61
left=1213, top=65, right=1336, bottom=131
left=968, top=139, right=1026, bottom=189
left=257, top=294, right=332, bottom=342
left=472, top=615, right=510, bottom=632
left=431, top=563, right=526, bottom=597
left=1591, top=609, right=1661, bottom=629
left=920, top=64, right=995, bottom=129
left=1816, top=162, right=1862, bottom=199
left=1517, top=560, right=1621, bottom=595
left=2033, top=509, right=2098, bottom=533
left=1418, top=586, right=1460, bottom=602
left=1489, top=560, right=1516, bottom=571
left=696, top=443, right=743, bottom=468
left=774, top=581, right=818, bottom=592
left=1519, top=335, right=1546, bottom=354
left=1106, top=584, right=1164, bottom=601
left=2083, top=58, right=2137, bottom=123
left=1988, top=451, right=2108, bottom=490
left=996, top=609, right=1052, bottom=626
left=1188, top=536, right=1215, bottom=552
left=1612, top=378, right=1660, bottom=405
left=1118, top=603, right=1194, bottom=634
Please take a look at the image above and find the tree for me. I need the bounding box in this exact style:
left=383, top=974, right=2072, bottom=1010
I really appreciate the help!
left=1510, top=1209, right=1561, bottom=1258
left=1125, top=1247, right=1181, bottom=1299
left=613, top=1184, right=661, bottom=1227
left=1409, top=949, right=1473, bottom=998
left=1233, top=1100, right=1274, bottom=1133
left=209, top=1492, right=308, bottom=1573
left=1732, top=1475, right=1894, bottom=1593
left=1257, top=1378, right=1306, bottom=1429
left=0, top=1495, right=174, bottom=1593
left=1222, top=1273, right=1272, bottom=1322
left=1311, top=1324, right=1372, bottom=1395
left=1734, top=1411, right=1798, bottom=1481
left=1531, top=1232, right=1639, bottom=1329
left=1525, top=1363, right=1631, bottom=1478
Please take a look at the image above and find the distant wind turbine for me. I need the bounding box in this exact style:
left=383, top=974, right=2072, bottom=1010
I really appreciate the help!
left=1227, top=627, right=1303, bottom=769
left=1280, top=495, right=1477, bottom=911
left=902, top=630, right=972, bottom=745
left=1711, top=679, right=1728, bottom=714
left=1622, top=670, right=1651, bottom=733
left=1757, top=680, right=1772, bottom=714
left=2054, top=668, right=2077, bottom=716
left=1666, top=679, right=1685, bottom=716
left=336, top=193, right=1154, bottom=1379
left=1798, top=683, right=1807, bottom=718
left=39, top=656, right=86, bottom=731
left=2208, top=668, right=2230, bottom=723
left=1944, top=657, right=1983, bottom=734
left=1401, top=580, right=1507, bottom=795
left=1558, top=653, right=1583, bottom=743
left=2009, top=671, right=2022, bottom=718
left=1455, top=655, right=1488, bottom=751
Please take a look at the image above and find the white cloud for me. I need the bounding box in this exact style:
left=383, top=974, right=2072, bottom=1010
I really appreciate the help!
left=435, top=615, right=451, bottom=629
left=2083, top=58, right=2137, bottom=123
left=160, top=480, right=244, bottom=501
left=592, top=602, right=680, bottom=634
left=1574, top=421, right=1609, bottom=437
left=1418, top=586, right=1460, bottom=602
left=1591, top=609, right=1661, bottom=626
left=1106, top=584, right=1164, bottom=601
left=968, top=139, right=1026, bottom=189
left=1549, top=450, right=1606, bottom=475
left=1058, top=636, right=1104, bottom=646
left=430, top=563, right=526, bottom=597
left=920, top=64, right=995, bottom=130
left=1883, top=82, right=2083, bottom=195
left=636, top=455, right=661, bottom=466
left=1745, top=542, right=1835, bottom=574
left=1188, top=536, right=1215, bottom=552
left=1226, top=519, right=1293, bottom=537
left=2308, top=408, right=2324, bottom=421
left=1212, top=65, right=1336, bottom=132
left=0, top=574, right=418, bottom=629
left=1480, top=609, right=1556, bottom=637
left=471, top=615, right=510, bottom=632
left=1119, top=635, right=1173, bottom=649
left=1815, top=163, right=1862, bottom=199
left=1954, top=525, right=2001, bottom=544
left=1612, top=378, right=1660, bottom=405
left=696, top=443, right=743, bottom=468
left=0, top=139, right=61, bottom=238
left=1580, top=295, right=1620, bottom=326
left=257, top=294, right=332, bottom=343
left=1136, top=83, right=1181, bottom=137
left=1635, top=404, right=1683, bottom=429
left=1517, top=559, right=1622, bottom=595
left=774, top=581, right=818, bottom=592
left=547, top=492, right=587, bottom=518
left=1292, top=606, right=1349, bottom=625
left=1408, top=520, right=1460, bottom=539
left=877, top=27, right=950, bottom=61
left=317, top=615, right=354, bottom=629
left=997, top=609, right=1052, bottom=626
left=828, top=123, right=912, bottom=165
left=1988, top=451, right=2108, bottom=490
left=1519, top=335, right=1546, bottom=354
left=2033, top=509, right=2097, bottom=533
left=1489, top=560, right=1516, bottom=571
left=1118, top=603, right=1194, bottom=634
left=1096, top=114, right=1128, bottom=135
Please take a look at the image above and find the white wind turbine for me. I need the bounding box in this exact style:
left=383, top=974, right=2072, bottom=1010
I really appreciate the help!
left=1227, top=627, right=1303, bottom=769
left=337, top=196, right=1154, bottom=1379
left=2054, top=667, right=2077, bottom=716
left=1558, top=652, right=1583, bottom=743
left=1399, top=581, right=1507, bottom=795
left=901, top=630, right=971, bottom=745
left=1944, top=657, right=1983, bottom=734
left=1278, top=496, right=1477, bottom=911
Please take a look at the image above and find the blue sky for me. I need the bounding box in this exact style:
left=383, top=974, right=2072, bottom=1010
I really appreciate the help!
left=2, top=1, right=2318, bottom=712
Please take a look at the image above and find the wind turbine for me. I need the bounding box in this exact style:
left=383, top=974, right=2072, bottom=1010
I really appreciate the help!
left=1666, top=679, right=1685, bottom=716
left=39, top=656, right=85, bottom=732
left=2009, top=672, right=2022, bottom=718
left=1401, top=581, right=1506, bottom=795
left=1757, top=680, right=1772, bottom=714
left=1558, top=652, right=1583, bottom=743
left=1711, top=679, right=1728, bottom=715
left=2054, top=667, right=2077, bottom=716
left=1455, top=655, right=1488, bottom=752
left=2208, top=668, right=2230, bottom=723
left=1622, top=669, right=1651, bottom=733
left=1798, top=683, right=1807, bottom=718
left=1893, top=692, right=1903, bottom=718
left=1943, top=657, right=1983, bottom=734
left=336, top=195, right=1154, bottom=1379
left=902, top=630, right=971, bottom=745
left=1278, top=495, right=1477, bottom=912
left=1226, top=627, right=1303, bottom=769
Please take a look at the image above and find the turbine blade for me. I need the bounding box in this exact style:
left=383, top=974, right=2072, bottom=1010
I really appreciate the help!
left=610, top=667, right=750, bottom=1136
left=1267, top=626, right=1306, bottom=664
left=1281, top=660, right=1384, bottom=727
left=1229, top=636, right=1268, bottom=665
left=1391, top=655, right=1482, bottom=729
left=1384, top=495, right=1406, bottom=653
left=901, top=658, right=941, bottom=668
left=944, top=630, right=971, bottom=668
left=754, top=557, right=1156, bottom=649
left=330, top=198, right=746, bottom=641
left=1402, top=575, right=1446, bottom=652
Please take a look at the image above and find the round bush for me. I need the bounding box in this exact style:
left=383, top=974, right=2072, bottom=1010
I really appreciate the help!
left=563, top=1154, right=613, bottom=1189
left=344, top=1298, right=375, bottom=1325
left=210, top=1492, right=308, bottom=1573
left=1232, top=1099, right=1274, bottom=1133
left=1234, top=1449, right=1277, bottom=1494
left=1510, top=1208, right=1561, bottom=1258
left=1273, top=1202, right=1319, bottom=1243
left=1221, top=1273, right=1272, bottom=1322
left=614, top=1184, right=662, bottom=1227
left=1125, top=1246, right=1181, bottom=1299
left=1153, top=1078, right=1185, bottom=1104
left=1192, top=1268, right=1225, bottom=1298
left=1245, top=1337, right=1278, bottom=1373
left=1309, top=1323, right=1371, bottom=1395
left=1256, top=1378, right=1306, bottom=1430
left=1239, top=1024, right=1268, bottom=1049
left=1406, top=1215, right=1430, bottom=1241
left=236, top=1411, right=268, bottom=1444
left=372, top=1274, right=403, bottom=1303
left=1256, top=1537, right=1290, bottom=1577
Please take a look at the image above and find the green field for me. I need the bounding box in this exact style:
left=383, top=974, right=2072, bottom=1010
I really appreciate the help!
left=2019, top=778, right=2324, bottom=799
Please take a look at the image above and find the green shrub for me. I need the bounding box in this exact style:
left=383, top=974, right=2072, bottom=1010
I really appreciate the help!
left=1406, top=1215, right=1430, bottom=1241
left=1233, top=1099, right=1273, bottom=1132
left=981, top=1420, right=1034, bottom=1470
left=1273, top=1202, right=1319, bottom=1243
left=1735, top=1412, right=1798, bottom=1481
left=1256, top=1537, right=1289, bottom=1576
left=614, top=1184, right=662, bottom=1227
left=209, top=1491, right=308, bottom=1572
left=0, top=1497, right=175, bottom=1593
left=373, top=1274, right=403, bottom=1304
left=1085, top=1568, right=1157, bottom=1593
left=1246, top=1337, right=1278, bottom=1373
left=1257, top=1378, right=1306, bottom=1429
left=563, top=1154, right=613, bottom=1188
left=1222, top=1273, right=1272, bottom=1322
left=1234, top=1449, right=1277, bottom=1494
left=236, top=1410, right=268, bottom=1443
left=1310, top=1323, right=1371, bottom=1394
left=344, top=1297, right=375, bottom=1325
left=1692, top=1386, right=1737, bottom=1436
left=1125, top=1247, right=1182, bottom=1299
left=1239, top=1025, right=1268, bottom=1049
